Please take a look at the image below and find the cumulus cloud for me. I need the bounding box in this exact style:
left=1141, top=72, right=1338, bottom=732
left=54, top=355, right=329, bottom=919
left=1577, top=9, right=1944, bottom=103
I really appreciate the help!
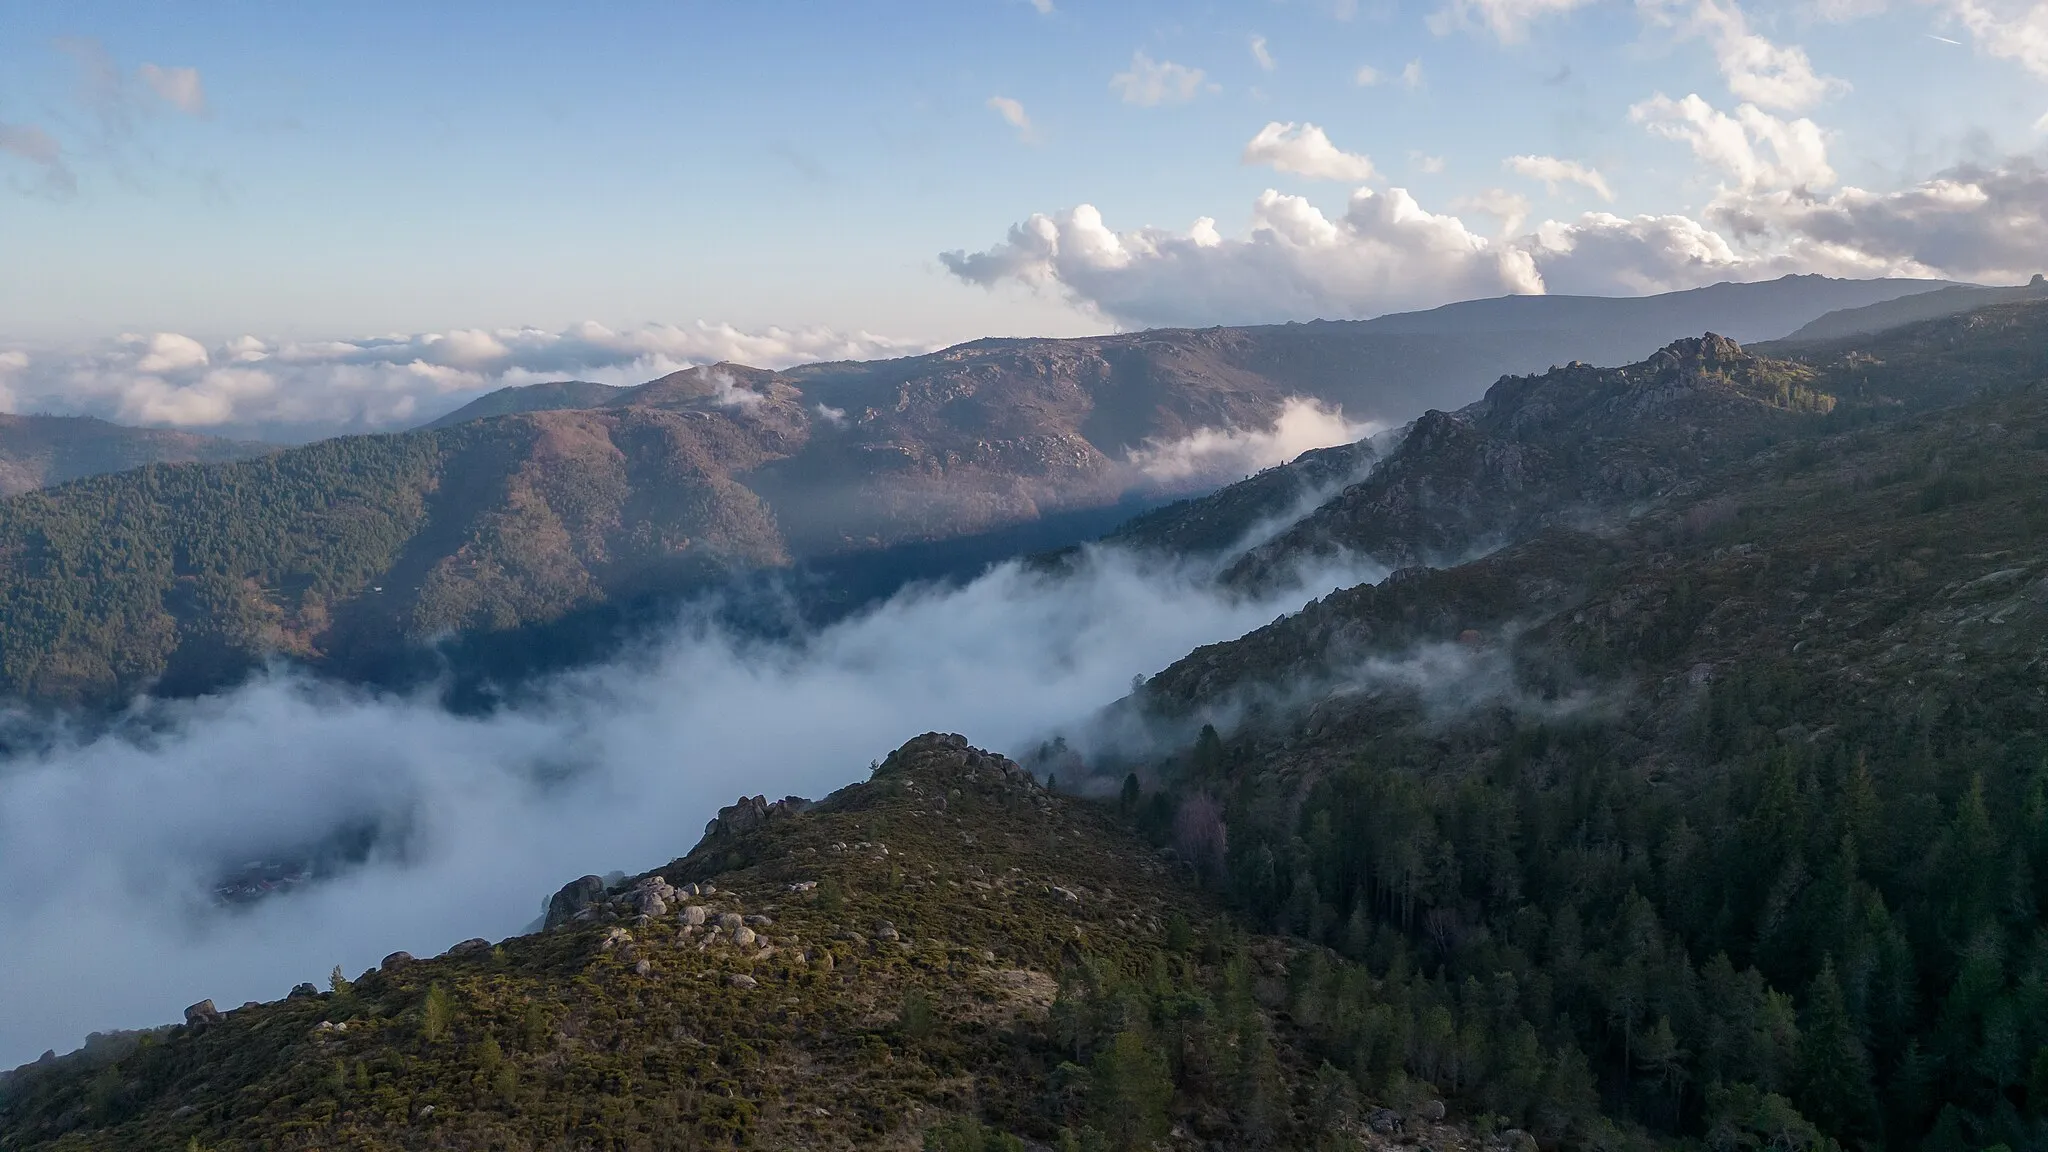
left=1401, top=60, right=1426, bottom=88
left=987, top=95, right=1037, bottom=143
left=1506, top=154, right=1616, bottom=200
left=1710, top=156, right=2048, bottom=283
left=1641, top=0, right=1846, bottom=110
left=0, top=539, right=1379, bottom=1067
left=1111, top=51, right=1209, bottom=106
left=941, top=137, right=2048, bottom=328
left=0, top=322, right=934, bottom=440
left=1250, top=35, right=1277, bottom=71
left=1242, top=122, right=1378, bottom=183
left=1451, top=188, right=1534, bottom=235
left=1429, top=0, right=1602, bottom=40
left=941, top=190, right=1544, bottom=328
left=136, top=63, right=208, bottom=116
left=1630, top=93, right=1835, bottom=190
left=1126, top=398, right=1379, bottom=487
left=1354, top=64, right=1384, bottom=85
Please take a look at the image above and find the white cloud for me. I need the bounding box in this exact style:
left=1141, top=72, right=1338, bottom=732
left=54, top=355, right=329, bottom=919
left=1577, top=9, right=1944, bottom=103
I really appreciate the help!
left=1414, top=152, right=1448, bottom=174
left=941, top=189, right=1545, bottom=328
left=1251, top=34, right=1277, bottom=71
left=1935, top=0, right=2048, bottom=77
left=1400, top=59, right=1426, bottom=88
left=1451, top=188, right=1533, bottom=235
left=1029, top=0, right=1055, bottom=11
left=1506, top=154, right=1617, bottom=200
left=1111, top=51, right=1209, bottom=106
left=1641, top=0, right=1847, bottom=110
left=1709, top=157, right=2048, bottom=284
left=1242, top=122, right=1379, bottom=183
left=987, top=95, right=1037, bottom=142
left=137, top=63, right=208, bottom=116
left=0, top=323, right=934, bottom=439
left=941, top=148, right=2048, bottom=328
left=1429, top=0, right=1602, bottom=40
left=1631, top=93, right=1835, bottom=190
left=1127, top=397, right=1378, bottom=487
left=1354, top=64, right=1383, bottom=85
left=703, top=367, right=765, bottom=409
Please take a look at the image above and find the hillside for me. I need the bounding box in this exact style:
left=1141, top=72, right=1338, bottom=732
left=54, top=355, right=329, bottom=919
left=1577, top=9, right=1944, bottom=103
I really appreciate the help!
left=1063, top=315, right=2048, bottom=1151
left=1215, top=300, right=2048, bottom=590
left=5, top=301, right=2047, bottom=1152
left=0, top=415, right=268, bottom=498
left=0, top=277, right=1955, bottom=710
left=1775, top=275, right=2047, bottom=343
left=0, top=734, right=1561, bottom=1152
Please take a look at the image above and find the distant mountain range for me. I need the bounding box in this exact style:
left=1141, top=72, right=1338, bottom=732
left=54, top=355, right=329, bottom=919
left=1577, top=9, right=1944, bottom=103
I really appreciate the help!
left=0, top=275, right=1988, bottom=707
left=0, top=415, right=267, bottom=498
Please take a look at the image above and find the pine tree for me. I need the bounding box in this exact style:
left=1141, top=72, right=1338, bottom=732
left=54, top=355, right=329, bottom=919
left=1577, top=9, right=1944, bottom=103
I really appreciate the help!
left=1089, top=1030, right=1173, bottom=1152
left=1796, top=955, right=1877, bottom=1143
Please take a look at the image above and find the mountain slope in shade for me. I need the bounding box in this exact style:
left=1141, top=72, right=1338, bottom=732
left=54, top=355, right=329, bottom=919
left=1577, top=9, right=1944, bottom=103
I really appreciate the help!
left=1053, top=309, right=2048, bottom=1152
left=422, top=275, right=1955, bottom=451
left=1218, top=299, right=2048, bottom=590
left=0, top=415, right=269, bottom=497
left=1774, top=274, right=2046, bottom=343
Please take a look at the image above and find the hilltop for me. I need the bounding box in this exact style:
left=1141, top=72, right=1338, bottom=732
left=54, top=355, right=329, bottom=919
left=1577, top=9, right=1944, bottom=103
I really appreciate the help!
left=0, top=734, right=1554, bottom=1152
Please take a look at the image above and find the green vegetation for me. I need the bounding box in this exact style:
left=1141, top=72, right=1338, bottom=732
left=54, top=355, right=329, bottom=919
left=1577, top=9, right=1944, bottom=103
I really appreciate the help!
left=1125, top=345, right=2048, bottom=1150
left=0, top=410, right=785, bottom=705
left=0, top=736, right=1506, bottom=1151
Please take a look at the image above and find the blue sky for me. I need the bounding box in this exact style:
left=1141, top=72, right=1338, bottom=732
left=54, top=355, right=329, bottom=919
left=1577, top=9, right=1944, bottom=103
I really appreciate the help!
left=1, top=0, right=2044, bottom=430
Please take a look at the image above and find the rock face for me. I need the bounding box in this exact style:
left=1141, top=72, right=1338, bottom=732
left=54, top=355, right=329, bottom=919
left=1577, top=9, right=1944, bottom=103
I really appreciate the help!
left=545, top=875, right=607, bottom=930
left=183, top=1001, right=220, bottom=1027
left=702, top=795, right=812, bottom=840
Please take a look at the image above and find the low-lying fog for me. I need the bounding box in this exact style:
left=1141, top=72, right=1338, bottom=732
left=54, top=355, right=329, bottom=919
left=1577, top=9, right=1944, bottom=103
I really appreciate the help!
left=0, top=541, right=1380, bottom=1067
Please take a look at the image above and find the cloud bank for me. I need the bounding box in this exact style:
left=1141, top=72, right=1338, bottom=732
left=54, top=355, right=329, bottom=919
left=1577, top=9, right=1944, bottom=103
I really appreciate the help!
left=0, top=541, right=1380, bottom=1068
left=941, top=138, right=2048, bottom=327
left=0, top=323, right=935, bottom=441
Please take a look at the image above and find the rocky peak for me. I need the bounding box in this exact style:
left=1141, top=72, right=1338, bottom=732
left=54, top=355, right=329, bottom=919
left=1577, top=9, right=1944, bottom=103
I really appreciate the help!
left=1643, top=332, right=1749, bottom=375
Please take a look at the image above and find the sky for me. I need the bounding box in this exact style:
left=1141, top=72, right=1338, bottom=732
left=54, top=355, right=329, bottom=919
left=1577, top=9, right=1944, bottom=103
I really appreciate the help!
left=1, top=0, right=2045, bottom=434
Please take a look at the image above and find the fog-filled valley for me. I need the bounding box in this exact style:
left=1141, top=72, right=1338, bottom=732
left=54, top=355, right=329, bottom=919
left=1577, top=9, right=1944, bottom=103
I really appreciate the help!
left=0, top=534, right=1379, bottom=1067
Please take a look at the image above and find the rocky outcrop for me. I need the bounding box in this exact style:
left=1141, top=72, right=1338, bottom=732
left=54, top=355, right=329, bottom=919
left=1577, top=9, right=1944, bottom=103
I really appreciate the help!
left=702, top=795, right=812, bottom=840
left=544, top=874, right=607, bottom=930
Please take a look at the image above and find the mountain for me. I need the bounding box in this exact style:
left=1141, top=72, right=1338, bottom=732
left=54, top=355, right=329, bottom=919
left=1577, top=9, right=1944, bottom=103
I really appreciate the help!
left=425, top=275, right=1954, bottom=445
left=0, top=734, right=1536, bottom=1152
left=422, top=380, right=625, bottom=428
left=1775, top=275, right=2048, bottom=343
left=0, top=278, right=1954, bottom=710
left=8, top=301, right=2048, bottom=1152
left=1057, top=304, right=2048, bottom=1152
left=0, top=415, right=268, bottom=498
